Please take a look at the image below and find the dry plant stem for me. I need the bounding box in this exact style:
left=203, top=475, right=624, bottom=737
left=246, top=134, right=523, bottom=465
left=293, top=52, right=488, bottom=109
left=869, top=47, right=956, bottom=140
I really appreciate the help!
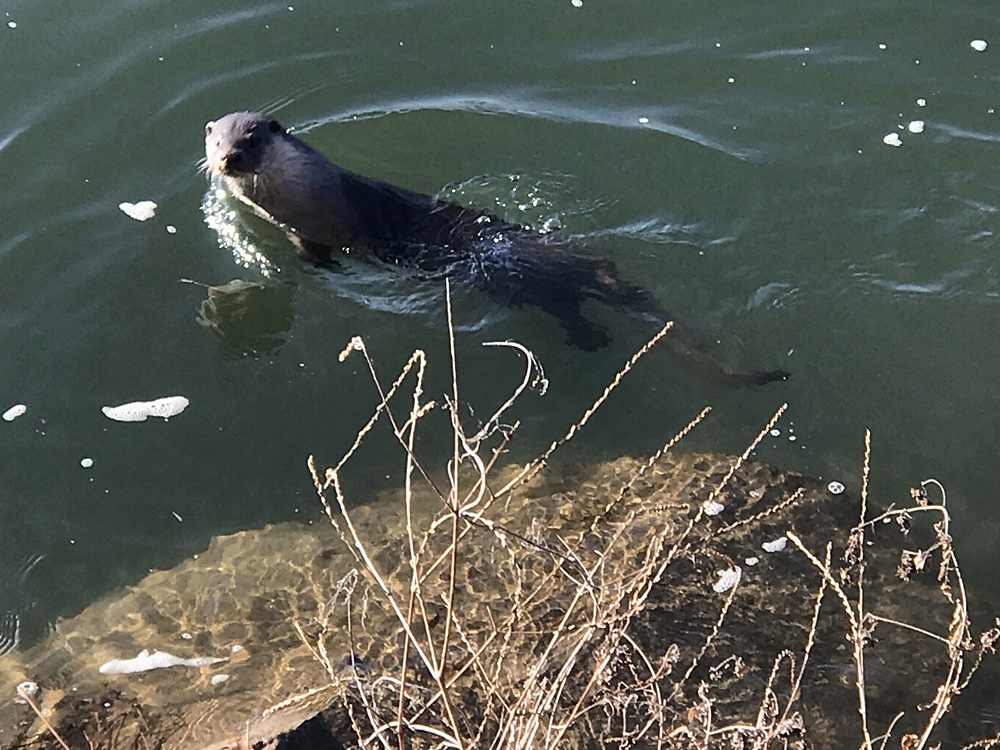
left=397, top=337, right=428, bottom=748
left=506, top=578, right=594, bottom=728
left=673, top=558, right=742, bottom=694
left=492, top=320, right=675, bottom=499
left=332, top=335, right=466, bottom=741
left=704, top=402, right=788, bottom=509
left=365, top=719, right=462, bottom=748
left=16, top=684, right=71, bottom=750
left=590, top=405, right=713, bottom=533
left=402, top=325, right=694, bottom=711
left=345, top=587, right=395, bottom=750
left=961, top=734, right=1000, bottom=750
left=718, top=487, right=805, bottom=539
left=848, top=438, right=972, bottom=750
left=500, top=509, right=655, bottom=746
left=664, top=403, right=788, bottom=570
left=417, top=322, right=685, bottom=604
left=552, top=407, right=796, bottom=734
left=308, top=455, right=362, bottom=565
left=866, top=614, right=953, bottom=646
left=332, top=341, right=428, bottom=476
left=547, top=531, right=678, bottom=747
left=776, top=543, right=830, bottom=732
left=786, top=531, right=873, bottom=750
left=759, top=649, right=796, bottom=731
left=325, top=472, right=440, bottom=694
left=260, top=686, right=339, bottom=723
left=470, top=338, right=547, bottom=447
left=403, top=342, right=435, bottom=614
left=292, top=619, right=331, bottom=680
left=410, top=546, right=589, bottom=732
left=854, top=430, right=872, bottom=748
left=876, top=712, right=906, bottom=750
left=336, top=340, right=444, bottom=502
left=440, top=279, right=462, bottom=693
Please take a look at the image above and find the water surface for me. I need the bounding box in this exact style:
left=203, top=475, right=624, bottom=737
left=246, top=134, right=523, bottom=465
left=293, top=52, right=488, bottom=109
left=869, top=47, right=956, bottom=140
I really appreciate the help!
left=0, top=0, right=998, bottom=656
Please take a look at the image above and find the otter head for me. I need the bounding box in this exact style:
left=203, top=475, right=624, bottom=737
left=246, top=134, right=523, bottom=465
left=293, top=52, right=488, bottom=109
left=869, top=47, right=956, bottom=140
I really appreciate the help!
left=204, top=112, right=286, bottom=177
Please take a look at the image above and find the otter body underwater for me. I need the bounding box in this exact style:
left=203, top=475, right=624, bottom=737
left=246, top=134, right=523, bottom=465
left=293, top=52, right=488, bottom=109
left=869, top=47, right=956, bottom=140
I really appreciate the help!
left=203, top=111, right=788, bottom=386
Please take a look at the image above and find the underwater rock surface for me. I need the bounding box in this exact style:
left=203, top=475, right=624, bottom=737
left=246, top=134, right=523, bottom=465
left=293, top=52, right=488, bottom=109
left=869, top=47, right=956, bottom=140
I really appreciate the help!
left=0, top=451, right=963, bottom=749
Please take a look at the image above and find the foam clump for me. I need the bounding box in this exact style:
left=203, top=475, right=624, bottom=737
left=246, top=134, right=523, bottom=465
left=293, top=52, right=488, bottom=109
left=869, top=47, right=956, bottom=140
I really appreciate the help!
left=102, top=396, right=189, bottom=422
left=119, top=201, right=158, bottom=221
left=712, top=566, right=742, bottom=593
left=2, top=404, right=26, bottom=422
left=99, top=649, right=227, bottom=675
left=762, top=536, right=788, bottom=553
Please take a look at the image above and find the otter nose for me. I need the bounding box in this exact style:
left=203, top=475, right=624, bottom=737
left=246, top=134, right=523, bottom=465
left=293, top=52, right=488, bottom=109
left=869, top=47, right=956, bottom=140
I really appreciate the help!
left=222, top=151, right=244, bottom=173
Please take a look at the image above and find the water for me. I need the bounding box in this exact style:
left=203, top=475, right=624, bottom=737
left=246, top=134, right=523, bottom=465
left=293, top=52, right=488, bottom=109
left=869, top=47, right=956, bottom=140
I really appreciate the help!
left=0, top=0, right=998, bottom=660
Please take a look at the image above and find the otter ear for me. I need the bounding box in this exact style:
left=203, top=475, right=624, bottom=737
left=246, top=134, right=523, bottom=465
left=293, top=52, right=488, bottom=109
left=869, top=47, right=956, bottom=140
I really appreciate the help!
left=268, top=119, right=284, bottom=134
left=205, top=122, right=214, bottom=135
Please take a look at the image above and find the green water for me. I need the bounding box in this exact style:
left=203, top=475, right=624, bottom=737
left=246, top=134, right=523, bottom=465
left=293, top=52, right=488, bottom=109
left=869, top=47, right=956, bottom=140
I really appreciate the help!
left=1, top=0, right=998, bottom=655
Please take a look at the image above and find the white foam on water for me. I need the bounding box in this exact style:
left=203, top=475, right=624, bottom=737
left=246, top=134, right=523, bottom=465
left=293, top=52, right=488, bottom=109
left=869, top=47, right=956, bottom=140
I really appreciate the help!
left=712, top=566, right=741, bottom=593
left=703, top=500, right=725, bottom=516
left=99, top=649, right=227, bottom=675
left=102, top=396, right=189, bottom=422
left=119, top=201, right=157, bottom=221
left=762, top=536, right=788, bottom=553
left=2, top=404, right=26, bottom=422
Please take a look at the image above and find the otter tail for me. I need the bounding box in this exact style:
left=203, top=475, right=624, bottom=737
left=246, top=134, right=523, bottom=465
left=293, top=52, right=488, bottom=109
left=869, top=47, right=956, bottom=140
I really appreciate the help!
left=582, top=260, right=790, bottom=386
left=470, top=236, right=789, bottom=387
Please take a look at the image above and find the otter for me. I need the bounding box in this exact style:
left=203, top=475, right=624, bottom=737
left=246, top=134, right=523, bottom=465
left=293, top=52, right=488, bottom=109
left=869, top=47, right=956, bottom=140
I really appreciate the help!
left=204, top=111, right=788, bottom=385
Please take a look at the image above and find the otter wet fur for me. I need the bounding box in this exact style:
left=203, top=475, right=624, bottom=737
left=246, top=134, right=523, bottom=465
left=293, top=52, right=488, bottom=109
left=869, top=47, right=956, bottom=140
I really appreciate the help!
left=204, top=111, right=789, bottom=386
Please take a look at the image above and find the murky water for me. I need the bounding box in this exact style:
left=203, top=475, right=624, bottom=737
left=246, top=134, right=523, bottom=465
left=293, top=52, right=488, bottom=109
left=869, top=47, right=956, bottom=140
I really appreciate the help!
left=1, top=0, right=998, bottom=657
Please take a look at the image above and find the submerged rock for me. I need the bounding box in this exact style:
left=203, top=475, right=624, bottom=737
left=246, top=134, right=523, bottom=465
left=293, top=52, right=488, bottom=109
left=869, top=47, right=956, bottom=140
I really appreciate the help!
left=0, top=451, right=976, bottom=749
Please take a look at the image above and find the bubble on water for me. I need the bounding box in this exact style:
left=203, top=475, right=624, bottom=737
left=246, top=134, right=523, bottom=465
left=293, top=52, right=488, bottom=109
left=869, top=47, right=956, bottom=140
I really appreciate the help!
left=828, top=481, right=846, bottom=495
left=907, top=120, right=925, bottom=133
left=971, top=39, right=988, bottom=52
left=883, top=133, right=903, bottom=147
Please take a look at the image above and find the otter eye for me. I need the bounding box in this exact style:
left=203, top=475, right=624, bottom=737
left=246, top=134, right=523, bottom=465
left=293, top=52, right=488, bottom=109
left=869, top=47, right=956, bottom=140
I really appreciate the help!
left=268, top=119, right=283, bottom=133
